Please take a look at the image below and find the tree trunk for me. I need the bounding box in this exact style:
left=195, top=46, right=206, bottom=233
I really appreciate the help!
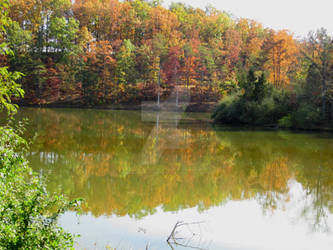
left=157, top=69, right=160, bottom=108
left=176, top=77, right=179, bottom=106
left=321, top=78, right=327, bottom=119
left=331, top=102, right=333, bottom=128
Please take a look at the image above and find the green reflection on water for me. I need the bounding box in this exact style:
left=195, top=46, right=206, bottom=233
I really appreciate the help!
left=14, top=108, right=333, bottom=232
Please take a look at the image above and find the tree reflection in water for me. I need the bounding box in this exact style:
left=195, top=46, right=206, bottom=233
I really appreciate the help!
left=15, top=108, right=333, bottom=234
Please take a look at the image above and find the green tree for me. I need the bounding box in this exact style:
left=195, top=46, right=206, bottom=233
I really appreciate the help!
left=240, top=69, right=267, bottom=104
left=115, top=39, right=136, bottom=85
left=302, top=29, right=333, bottom=121
left=48, top=17, right=79, bottom=61
left=0, top=0, right=24, bottom=115
left=6, top=20, right=32, bottom=55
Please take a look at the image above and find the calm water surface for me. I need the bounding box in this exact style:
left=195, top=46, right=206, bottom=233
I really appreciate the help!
left=14, top=108, right=333, bottom=249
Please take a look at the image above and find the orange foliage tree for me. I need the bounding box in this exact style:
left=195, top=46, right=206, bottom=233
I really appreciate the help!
left=264, top=30, right=299, bottom=87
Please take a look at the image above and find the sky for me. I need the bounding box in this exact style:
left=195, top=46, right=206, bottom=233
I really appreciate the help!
left=163, top=0, right=333, bottom=38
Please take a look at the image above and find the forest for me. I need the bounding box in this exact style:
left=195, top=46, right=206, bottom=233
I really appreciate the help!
left=2, top=1, right=333, bottom=248
left=3, top=0, right=333, bottom=129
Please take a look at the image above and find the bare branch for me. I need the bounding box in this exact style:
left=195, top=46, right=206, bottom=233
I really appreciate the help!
left=166, top=221, right=209, bottom=250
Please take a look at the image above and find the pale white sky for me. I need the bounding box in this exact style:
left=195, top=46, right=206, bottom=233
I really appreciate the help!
left=163, top=0, right=333, bottom=38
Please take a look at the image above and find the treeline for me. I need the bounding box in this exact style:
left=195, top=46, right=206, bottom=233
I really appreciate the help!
left=3, top=0, right=333, bottom=126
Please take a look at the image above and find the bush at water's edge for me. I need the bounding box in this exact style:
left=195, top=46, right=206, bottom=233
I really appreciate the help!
left=212, top=69, right=324, bottom=130
left=0, top=123, right=82, bottom=249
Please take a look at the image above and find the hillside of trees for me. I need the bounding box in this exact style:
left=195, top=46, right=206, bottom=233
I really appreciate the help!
left=2, top=0, right=333, bottom=127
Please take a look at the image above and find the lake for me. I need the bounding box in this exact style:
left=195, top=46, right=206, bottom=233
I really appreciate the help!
left=14, top=108, right=333, bottom=250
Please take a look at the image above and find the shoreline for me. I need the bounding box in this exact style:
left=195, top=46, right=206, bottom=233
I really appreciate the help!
left=16, top=104, right=333, bottom=133
left=19, top=101, right=218, bottom=113
left=213, top=122, right=333, bottom=133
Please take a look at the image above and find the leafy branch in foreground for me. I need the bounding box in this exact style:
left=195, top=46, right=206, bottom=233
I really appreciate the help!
left=0, top=0, right=24, bottom=116
left=0, top=66, right=24, bottom=115
left=0, top=125, right=82, bottom=249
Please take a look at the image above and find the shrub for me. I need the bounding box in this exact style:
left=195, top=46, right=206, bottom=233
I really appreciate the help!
left=291, top=103, right=321, bottom=129
left=212, top=68, right=308, bottom=127
left=278, top=114, right=293, bottom=128
left=0, top=125, right=81, bottom=249
left=212, top=92, right=291, bottom=126
left=212, top=93, right=244, bottom=124
left=213, top=69, right=295, bottom=126
left=278, top=104, right=321, bottom=129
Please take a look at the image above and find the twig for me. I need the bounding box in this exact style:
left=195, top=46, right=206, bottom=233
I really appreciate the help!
left=166, top=221, right=208, bottom=250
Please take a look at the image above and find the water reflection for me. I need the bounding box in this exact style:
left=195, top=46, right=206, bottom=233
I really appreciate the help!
left=14, top=108, right=333, bottom=247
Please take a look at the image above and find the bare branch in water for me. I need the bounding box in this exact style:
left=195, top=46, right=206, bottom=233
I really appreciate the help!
left=166, top=221, right=210, bottom=250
